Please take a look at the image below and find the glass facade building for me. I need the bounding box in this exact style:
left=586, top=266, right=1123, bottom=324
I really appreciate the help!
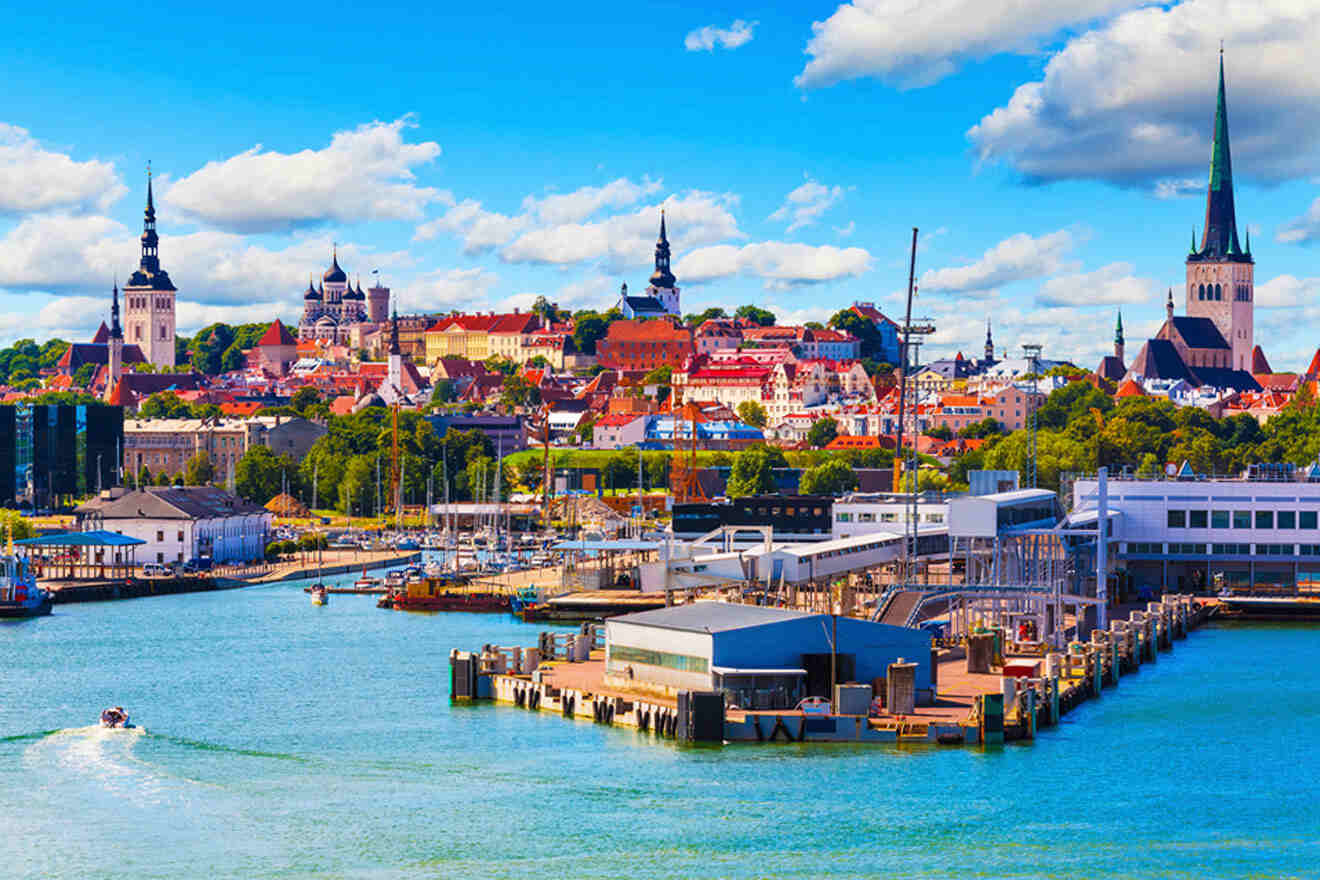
left=0, top=403, right=123, bottom=508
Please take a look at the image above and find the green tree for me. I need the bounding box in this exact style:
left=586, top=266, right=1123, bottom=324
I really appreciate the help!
left=189, top=323, right=236, bottom=375
left=735, top=400, right=767, bottom=428
left=289, top=386, right=321, bottom=415
left=805, top=417, right=839, bottom=449
left=925, top=424, right=953, bottom=441
left=431, top=379, right=456, bottom=405
left=684, top=307, right=728, bottom=326
left=235, top=445, right=297, bottom=504
left=828, top=310, right=885, bottom=360
left=138, top=391, right=192, bottom=419
left=798, top=458, right=858, bottom=495
left=135, top=465, right=152, bottom=488
left=726, top=445, right=787, bottom=497
left=735, top=305, right=776, bottom=327
left=576, top=415, right=597, bottom=445
left=338, top=453, right=379, bottom=516
left=571, top=312, right=610, bottom=356
left=500, top=372, right=540, bottom=409
left=72, top=363, right=96, bottom=387
left=184, top=451, right=215, bottom=486
left=300, top=439, right=349, bottom=509
left=958, top=418, right=1003, bottom=438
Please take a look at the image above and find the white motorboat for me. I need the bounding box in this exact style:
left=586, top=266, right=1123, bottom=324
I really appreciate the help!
left=99, top=707, right=134, bottom=729
left=310, top=584, right=329, bottom=606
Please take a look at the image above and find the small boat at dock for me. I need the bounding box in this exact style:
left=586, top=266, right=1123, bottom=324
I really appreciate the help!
left=1, top=542, right=51, bottom=619
left=377, top=577, right=510, bottom=613
left=310, top=585, right=329, bottom=606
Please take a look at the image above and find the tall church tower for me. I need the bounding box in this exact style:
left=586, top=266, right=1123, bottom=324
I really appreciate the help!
left=122, top=167, right=177, bottom=369
left=105, top=280, right=123, bottom=402
left=645, top=210, right=681, bottom=316
left=1185, top=52, right=1253, bottom=371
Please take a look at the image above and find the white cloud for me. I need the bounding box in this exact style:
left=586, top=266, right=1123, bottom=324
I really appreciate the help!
left=678, top=241, right=871, bottom=288
left=919, top=230, right=1076, bottom=294
left=968, top=1, right=1320, bottom=186
left=501, top=192, right=742, bottom=269
left=768, top=178, right=844, bottom=231
left=1153, top=178, right=1203, bottom=200
left=1254, top=274, right=1320, bottom=308
left=0, top=215, right=410, bottom=307
left=417, top=177, right=665, bottom=255
left=164, top=118, right=443, bottom=233
left=0, top=213, right=129, bottom=292
left=685, top=19, right=757, bottom=52
left=834, top=220, right=855, bottom=238
left=0, top=124, right=126, bottom=216
left=176, top=300, right=301, bottom=334
left=521, top=178, right=662, bottom=225
left=414, top=199, right=529, bottom=254
left=794, top=0, right=1144, bottom=89
left=1035, top=262, right=1155, bottom=306
left=1277, top=196, right=1320, bottom=244
left=400, top=267, right=500, bottom=312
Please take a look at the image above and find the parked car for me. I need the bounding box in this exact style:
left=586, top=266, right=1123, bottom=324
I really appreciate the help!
left=182, top=557, right=214, bottom=573
left=142, top=562, right=171, bottom=577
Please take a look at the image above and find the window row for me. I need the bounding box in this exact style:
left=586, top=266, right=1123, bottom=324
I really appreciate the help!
left=1126, top=542, right=1320, bottom=557
left=1167, top=509, right=1317, bottom=530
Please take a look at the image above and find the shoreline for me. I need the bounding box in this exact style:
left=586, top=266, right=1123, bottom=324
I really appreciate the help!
left=43, top=550, right=424, bottom=604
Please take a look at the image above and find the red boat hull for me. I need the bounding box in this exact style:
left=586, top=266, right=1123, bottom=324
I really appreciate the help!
left=379, top=593, right=510, bottom=613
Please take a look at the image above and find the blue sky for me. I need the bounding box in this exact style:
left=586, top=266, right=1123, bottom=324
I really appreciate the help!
left=2, top=0, right=1320, bottom=369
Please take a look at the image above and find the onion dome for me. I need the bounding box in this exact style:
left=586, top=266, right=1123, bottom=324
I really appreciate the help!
left=344, top=276, right=365, bottom=300
left=323, top=246, right=348, bottom=283
left=303, top=277, right=321, bottom=300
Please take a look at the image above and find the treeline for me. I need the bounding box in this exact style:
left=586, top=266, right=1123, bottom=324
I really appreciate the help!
left=0, top=339, right=70, bottom=387
left=953, top=380, right=1320, bottom=490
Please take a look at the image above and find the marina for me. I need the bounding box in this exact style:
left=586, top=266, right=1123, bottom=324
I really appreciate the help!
left=2, top=573, right=1317, bottom=879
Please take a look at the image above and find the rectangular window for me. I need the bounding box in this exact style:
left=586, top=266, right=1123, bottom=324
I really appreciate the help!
left=609, top=641, right=707, bottom=675
left=1233, top=511, right=1251, bottom=529
left=1303, top=511, right=1318, bottom=530
left=177, top=530, right=184, bottom=541
left=1167, top=510, right=1186, bottom=528
left=1189, top=510, right=1208, bottom=528
left=1256, top=511, right=1274, bottom=529
left=156, top=530, right=164, bottom=542
left=1211, top=510, right=1230, bottom=528
left=1278, top=511, right=1297, bottom=529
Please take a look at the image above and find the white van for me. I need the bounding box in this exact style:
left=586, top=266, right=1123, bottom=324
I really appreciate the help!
left=142, top=562, right=171, bottom=578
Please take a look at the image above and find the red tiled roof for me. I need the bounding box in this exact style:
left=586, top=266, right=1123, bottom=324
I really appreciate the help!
left=825, top=435, right=882, bottom=450
left=91, top=322, right=110, bottom=344
left=1116, top=378, right=1146, bottom=398
left=258, top=319, right=297, bottom=347
left=1251, top=345, right=1272, bottom=375
left=220, top=401, right=262, bottom=416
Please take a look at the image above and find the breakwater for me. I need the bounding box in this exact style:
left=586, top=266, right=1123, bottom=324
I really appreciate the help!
left=453, top=594, right=1209, bottom=746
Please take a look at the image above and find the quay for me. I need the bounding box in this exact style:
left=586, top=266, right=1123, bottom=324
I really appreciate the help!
left=452, top=594, right=1210, bottom=746
left=43, top=549, right=423, bottom=604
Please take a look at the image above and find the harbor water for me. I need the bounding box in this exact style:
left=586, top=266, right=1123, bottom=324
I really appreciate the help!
left=3, top=576, right=1318, bottom=879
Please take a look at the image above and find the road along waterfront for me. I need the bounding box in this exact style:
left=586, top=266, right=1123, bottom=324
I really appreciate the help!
left=3, top=573, right=1317, bottom=879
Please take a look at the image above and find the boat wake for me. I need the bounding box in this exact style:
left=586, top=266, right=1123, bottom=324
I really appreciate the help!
left=20, top=725, right=201, bottom=807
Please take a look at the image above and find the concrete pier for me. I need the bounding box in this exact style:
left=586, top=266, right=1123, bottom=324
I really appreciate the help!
left=453, top=594, right=1211, bottom=746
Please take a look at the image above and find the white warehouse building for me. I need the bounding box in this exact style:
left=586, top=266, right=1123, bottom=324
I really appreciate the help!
left=1073, top=474, right=1320, bottom=594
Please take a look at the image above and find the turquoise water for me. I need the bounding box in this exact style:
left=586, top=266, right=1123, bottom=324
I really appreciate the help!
left=3, top=579, right=1318, bottom=880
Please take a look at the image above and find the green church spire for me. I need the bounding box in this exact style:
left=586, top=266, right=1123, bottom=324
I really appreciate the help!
left=1198, top=50, right=1245, bottom=260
